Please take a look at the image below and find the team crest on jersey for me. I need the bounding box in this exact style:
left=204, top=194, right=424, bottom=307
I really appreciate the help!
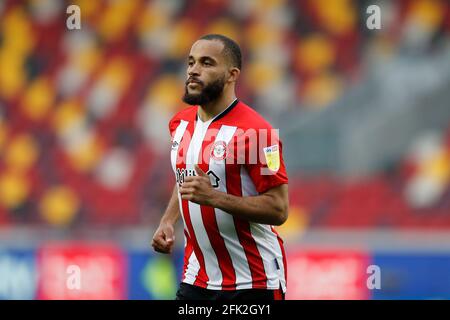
left=211, top=141, right=227, bottom=161
left=171, top=140, right=179, bottom=150
left=263, top=144, right=280, bottom=172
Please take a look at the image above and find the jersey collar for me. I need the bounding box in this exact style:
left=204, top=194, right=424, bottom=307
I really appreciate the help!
left=196, top=98, right=239, bottom=123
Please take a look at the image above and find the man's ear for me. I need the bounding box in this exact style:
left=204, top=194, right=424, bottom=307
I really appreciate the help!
left=228, top=67, right=240, bottom=83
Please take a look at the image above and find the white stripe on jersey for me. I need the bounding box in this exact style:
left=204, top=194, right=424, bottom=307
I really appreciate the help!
left=240, top=166, right=286, bottom=292
left=209, top=125, right=254, bottom=290
left=263, top=226, right=287, bottom=293
left=172, top=121, right=200, bottom=285
left=183, top=235, right=200, bottom=285
left=186, top=119, right=222, bottom=289
left=171, top=120, right=189, bottom=172
left=175, top=127, right=189, bottom=240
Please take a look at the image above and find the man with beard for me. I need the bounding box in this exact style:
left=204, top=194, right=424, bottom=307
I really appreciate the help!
left=151, top=34, right=289, bottom=300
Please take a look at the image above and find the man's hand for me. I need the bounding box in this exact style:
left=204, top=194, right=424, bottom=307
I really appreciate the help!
left=179, top=165, right=217, bottom=206
left=151, top=222, right=175, bottom=254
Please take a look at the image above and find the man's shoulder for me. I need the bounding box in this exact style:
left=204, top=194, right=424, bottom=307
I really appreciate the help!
left=229, top=101, right=274, bottom=130
left=170, top=105, right=197, bottom=122
left=168, top=106, right=197, bottom=133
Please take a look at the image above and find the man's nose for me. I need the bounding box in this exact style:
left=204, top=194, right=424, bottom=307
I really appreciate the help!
left=188, top=63, right=200, bottom=76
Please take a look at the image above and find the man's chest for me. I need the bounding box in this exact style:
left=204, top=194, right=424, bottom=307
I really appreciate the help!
left=170, top=121, right=241, bottom=189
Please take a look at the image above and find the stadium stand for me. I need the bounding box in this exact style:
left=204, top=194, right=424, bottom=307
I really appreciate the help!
left=0, top=0, right=449, bottom=233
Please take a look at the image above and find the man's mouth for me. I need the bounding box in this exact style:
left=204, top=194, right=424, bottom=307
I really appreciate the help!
left=186, top=79, right=202, bottom=85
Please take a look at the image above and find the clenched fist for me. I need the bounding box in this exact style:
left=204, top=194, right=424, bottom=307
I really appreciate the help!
left=151, top=222, right=175, bottom=254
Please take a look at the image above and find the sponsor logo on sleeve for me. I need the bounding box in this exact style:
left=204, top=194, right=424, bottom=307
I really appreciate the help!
left=263, top=144, right=280, bottom=172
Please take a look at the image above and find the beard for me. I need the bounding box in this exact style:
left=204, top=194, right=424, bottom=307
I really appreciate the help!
left=182, top=76, right=226, bottom=106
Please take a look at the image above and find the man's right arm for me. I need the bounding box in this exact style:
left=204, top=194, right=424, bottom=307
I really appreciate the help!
left=151, top=185, right=180, bottom=254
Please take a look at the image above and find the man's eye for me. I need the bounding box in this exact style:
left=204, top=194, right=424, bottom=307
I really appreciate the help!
left=188, top=61, right=194, bottom=66
left=204, top=61, right=212, bottom=66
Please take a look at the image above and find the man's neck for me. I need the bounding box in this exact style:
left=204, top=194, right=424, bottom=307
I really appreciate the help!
left=198, top=94, right=237, bottom=122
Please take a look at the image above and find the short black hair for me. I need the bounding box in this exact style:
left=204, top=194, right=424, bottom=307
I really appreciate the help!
left=199, top=34, right=242, bottom=70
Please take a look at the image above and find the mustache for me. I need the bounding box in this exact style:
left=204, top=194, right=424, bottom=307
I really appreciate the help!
left=186, top=78, right=203, bottom=86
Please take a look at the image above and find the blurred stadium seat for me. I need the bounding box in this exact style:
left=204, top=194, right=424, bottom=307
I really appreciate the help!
left=0, top=0, right=448, bottom=229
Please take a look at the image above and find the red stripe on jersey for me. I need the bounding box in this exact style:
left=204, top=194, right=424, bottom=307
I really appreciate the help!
left=198, top=124, right=237, bottom=289
left=226, top=137, right=268, bottom=288
left=182, top=230, right=194, bottom=282
left=273, top=287, right=284, bottom=300
left=177, top=120, right=209, bottom=288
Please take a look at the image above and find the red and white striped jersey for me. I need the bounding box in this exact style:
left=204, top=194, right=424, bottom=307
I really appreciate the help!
left=169, top=99, right=288, bottom=292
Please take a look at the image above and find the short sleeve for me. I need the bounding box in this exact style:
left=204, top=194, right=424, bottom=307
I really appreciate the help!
left=168, top=115, right=181, bottom=137
left=243, top=126, right=288, bottom=194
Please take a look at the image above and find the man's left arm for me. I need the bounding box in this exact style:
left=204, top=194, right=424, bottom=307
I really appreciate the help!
left=180, top=165, right=289, bottom=226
